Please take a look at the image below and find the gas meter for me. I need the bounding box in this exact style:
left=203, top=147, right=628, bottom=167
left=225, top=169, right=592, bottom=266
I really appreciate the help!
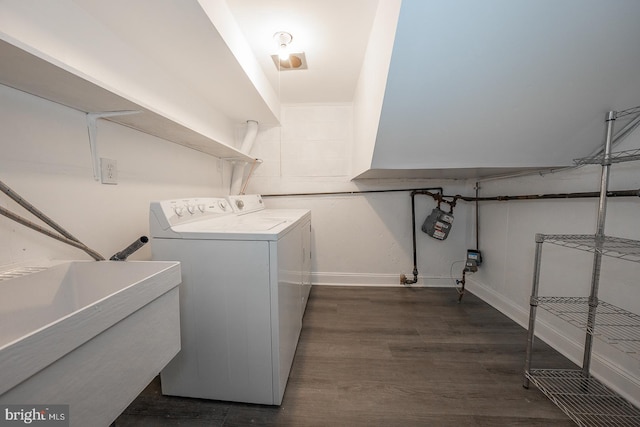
left=421, top=208, right=454, bottom=241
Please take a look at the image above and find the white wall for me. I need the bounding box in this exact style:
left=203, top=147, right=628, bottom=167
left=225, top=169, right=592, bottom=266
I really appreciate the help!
left=1, top=86, right=472, bottom=289
left=371, top=0, right=640, bottom=171
left=0, top=85, right=229, bottom=265
left=0, top=0, right=276, bottom=145
left=268, top=190, right=471, bottom=287
left=465, top=124, right=640, bottom=405
left=248, top=103, right=354, bottom=194
left=6, top=71, right=638, bottom=409
left=351, top=0, right=402, bottom=178
left=244, top=102, right=470, bottom=287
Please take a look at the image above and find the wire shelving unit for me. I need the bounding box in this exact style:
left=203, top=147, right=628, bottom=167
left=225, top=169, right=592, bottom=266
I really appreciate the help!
left=575, top=148, right=640, bottom=166
left=541, top=234, right=640, bottom=262
left=523, top=107, right=640, bottom=426
left=526, top=369, right=640, bottom=426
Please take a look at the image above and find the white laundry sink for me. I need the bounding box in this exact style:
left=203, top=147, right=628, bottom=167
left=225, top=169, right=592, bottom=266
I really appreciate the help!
left=0, top=260, right=182, bottom=426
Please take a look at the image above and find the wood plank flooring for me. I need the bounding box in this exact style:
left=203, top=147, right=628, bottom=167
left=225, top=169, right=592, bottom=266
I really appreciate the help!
left=114, top=286, right=575, bottom=426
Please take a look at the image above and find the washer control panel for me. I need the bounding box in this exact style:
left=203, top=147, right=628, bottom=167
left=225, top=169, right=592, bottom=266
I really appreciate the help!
left=227, top=194, right=265, bottom=215
left=151, top=197, right=232, bottom=229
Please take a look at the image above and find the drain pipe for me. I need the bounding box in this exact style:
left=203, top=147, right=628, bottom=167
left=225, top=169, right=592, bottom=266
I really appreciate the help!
left=110, top=236, right=149, bottom=261
left=474, top=182, right=480, bottom=251
left=230, top=120, right=259, bottom=195
left=400, top=188, right=447, bottom=285
left=400, top=192, right=420, bottom=285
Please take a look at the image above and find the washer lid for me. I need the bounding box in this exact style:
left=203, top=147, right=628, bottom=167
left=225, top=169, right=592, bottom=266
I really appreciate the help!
left=176, top=215, right=288, bottom=233
left=165, top=213, right=301, bottom=240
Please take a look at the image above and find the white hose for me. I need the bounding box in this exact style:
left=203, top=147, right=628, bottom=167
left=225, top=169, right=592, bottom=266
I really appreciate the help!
left=230, top=120, right=259, bottom=195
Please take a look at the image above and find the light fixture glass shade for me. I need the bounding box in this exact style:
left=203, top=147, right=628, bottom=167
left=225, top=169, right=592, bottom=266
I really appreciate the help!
left=274, top=32, right=293, bottom=61
left=278, top=44, right=289, bottom=61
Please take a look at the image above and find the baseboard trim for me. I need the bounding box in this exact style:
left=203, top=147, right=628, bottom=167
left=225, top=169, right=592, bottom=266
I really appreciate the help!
left=311, top=271, right=455, bottom=287
left=466, top=277, right=640, bottom=408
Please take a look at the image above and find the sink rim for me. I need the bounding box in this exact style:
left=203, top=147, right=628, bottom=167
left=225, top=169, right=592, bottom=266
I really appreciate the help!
left=0, top=260, right=181, bottom=396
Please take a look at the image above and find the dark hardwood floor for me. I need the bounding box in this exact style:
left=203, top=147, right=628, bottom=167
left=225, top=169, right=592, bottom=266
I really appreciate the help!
left=115, top=286, right=575, bottom=426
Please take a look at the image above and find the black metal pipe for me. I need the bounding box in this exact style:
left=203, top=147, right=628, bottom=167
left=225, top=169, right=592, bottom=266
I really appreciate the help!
left=261, top=185, right=640, bottom=291
left=110, top=236, right=149, bottom=261
left=475, top=182, right=480, bottom=250
left=261, top=187, right=444, bottom=198
left=448, top=188, right=640, bottom=202
left=403, top=186, right=640, bottom=291
left=456, top=269, right=467, bottom=303
left=400, top=188, right=445, bottom=285
left=408, top=191, right=418, bottom=283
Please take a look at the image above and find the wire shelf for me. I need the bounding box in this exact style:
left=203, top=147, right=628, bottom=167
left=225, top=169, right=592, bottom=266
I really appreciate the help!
left=574, top=148, right=640, bottom=165
left=526, top=369, right=640, bottom=426
left=540, top=234, right=640, bottom=262
left=535, top=297, right=640, bottom=358
left=615, top=105, right=640, bottom=119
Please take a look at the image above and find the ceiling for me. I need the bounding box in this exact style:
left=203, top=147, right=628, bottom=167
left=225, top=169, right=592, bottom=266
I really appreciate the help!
left=225, top=0, right=380, bottom=104
left=225, top=0, right=640, bottom=178
left=2, top=0, right=640, bottom=180
left=372, top=0, right=640, bottom=174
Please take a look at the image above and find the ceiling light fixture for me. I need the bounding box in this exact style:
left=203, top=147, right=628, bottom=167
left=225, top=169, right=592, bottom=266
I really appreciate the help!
left=274, top=31, right=292, bottom=61
left=272, top=31, right=307, bottom=71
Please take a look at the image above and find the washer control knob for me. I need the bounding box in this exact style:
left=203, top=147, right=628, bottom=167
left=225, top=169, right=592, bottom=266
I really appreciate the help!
left=197, top=203, right=206, bottom=213
left=218, top=201, right=227, bottom=211
left=174, top=206, right=185, bottom=217
left=235, top=199, right=244, bottom=210
left=187, top=204, right=196, bottom=214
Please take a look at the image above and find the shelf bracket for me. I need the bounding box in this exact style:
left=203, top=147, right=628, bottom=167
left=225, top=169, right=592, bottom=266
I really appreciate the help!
left=86, top=110, right=141, bottom=181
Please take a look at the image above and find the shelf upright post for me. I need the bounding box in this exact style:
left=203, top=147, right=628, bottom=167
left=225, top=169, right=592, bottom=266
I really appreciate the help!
left=523, top=233, right=545, bottom=388
left=582, top=111, right=616, bottom=376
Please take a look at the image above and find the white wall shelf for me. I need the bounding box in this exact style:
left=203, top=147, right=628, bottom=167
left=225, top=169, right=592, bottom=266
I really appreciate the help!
left=0, top=39, right=254, bottom=163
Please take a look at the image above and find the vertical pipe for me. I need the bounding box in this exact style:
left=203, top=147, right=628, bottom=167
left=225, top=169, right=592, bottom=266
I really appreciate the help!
left=410, top=191, right=418, bottom=281
left=401, top=189, right=444, bottom=285
left=524, top=234, right=544, bottom=388
left=582, top=111, right=616, bottom=375
left=475, top=182, right=480, bottom=250
left=230, top=120, right=259, bottom=195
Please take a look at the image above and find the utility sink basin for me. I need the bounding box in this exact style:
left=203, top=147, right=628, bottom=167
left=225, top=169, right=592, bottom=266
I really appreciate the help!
left=0, top=260, right=181, bottom=426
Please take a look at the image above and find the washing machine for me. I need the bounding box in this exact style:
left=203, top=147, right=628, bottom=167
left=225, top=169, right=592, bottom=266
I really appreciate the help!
left=149, top=195, right=311, bottom=405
